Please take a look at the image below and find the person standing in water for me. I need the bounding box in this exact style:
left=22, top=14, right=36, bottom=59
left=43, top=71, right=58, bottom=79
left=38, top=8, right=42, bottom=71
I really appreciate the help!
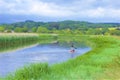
left=70, top=44, right=76, bottom=58
left=70, top=45, right=75, bottom=53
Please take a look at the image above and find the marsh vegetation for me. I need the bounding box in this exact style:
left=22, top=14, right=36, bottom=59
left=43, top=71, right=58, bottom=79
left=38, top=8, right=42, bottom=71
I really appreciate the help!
left=0, top=34, right=120, bottom=80
left=0, top=33, right=39, bottom=52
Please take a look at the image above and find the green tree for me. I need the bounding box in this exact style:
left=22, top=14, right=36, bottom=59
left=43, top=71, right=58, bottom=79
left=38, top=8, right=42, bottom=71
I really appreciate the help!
left=0, top=26, right=5, bottom=32
left=74, top=29, right=83, bottom=34
left=101, top=28, right=109, bottom=35
left=86, top=28, right=95, bottom=35
left=37, top=27, right=49, bottom=33
left=14, top=27, right=23, bottom=32
left=22, top=26, right=28, bottom=32
left=31, top=27, right=37, bottom=32
left=109, top=30, right=120, bottom=35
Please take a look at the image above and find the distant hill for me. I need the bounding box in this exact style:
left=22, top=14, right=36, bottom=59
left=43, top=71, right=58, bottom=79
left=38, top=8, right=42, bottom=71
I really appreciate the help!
left=0, top=20, right=120, bottom=30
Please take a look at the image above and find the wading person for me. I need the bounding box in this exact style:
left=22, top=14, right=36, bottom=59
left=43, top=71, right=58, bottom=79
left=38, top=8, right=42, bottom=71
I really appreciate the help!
left=70, top=44, right=75, bottom=58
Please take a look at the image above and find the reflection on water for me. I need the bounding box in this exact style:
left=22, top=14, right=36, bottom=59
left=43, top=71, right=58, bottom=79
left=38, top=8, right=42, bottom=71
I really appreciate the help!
left=0, top=42, right=91, bottom=77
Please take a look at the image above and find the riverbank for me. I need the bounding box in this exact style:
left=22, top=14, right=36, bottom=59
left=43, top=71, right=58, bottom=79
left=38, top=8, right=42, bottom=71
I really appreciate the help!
left=0, top=33, right=39, bottom=52
left=1, top=35, right=120, bottom=80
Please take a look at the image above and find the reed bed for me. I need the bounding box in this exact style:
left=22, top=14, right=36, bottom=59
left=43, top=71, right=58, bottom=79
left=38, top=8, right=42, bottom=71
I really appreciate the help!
left=0, top=33, right=39, bottom=52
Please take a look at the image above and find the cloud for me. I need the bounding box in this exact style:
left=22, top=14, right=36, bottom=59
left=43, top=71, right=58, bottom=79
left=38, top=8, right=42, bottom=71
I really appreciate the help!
left=0, top=0, right=75, bottom=17
left=0, top=0, right=120, bottom=22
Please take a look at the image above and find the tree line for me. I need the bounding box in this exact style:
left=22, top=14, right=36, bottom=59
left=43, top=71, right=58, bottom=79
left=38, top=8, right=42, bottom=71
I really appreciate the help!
left=0, top=20, right=120, bottom=35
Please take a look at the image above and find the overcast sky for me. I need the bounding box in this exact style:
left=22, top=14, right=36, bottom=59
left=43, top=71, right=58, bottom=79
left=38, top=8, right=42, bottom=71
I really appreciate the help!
left=0, top=0, right=120, bottom=23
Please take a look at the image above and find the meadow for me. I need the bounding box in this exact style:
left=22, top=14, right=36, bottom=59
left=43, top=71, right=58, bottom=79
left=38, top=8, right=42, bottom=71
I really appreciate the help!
left=0, top=34, right=120, bottom=80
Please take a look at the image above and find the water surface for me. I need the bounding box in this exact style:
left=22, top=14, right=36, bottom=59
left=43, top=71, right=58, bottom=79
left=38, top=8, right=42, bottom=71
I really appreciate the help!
left=0, top=43, right=91, bottom=77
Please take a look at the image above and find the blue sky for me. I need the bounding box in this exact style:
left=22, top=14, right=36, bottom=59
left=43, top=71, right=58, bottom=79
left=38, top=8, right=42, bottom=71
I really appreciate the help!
left=0, top=0, right=120, bottom=23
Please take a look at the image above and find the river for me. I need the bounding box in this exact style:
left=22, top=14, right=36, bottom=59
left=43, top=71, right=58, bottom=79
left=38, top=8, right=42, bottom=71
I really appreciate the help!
left=0, top=42, right=91, bottom=77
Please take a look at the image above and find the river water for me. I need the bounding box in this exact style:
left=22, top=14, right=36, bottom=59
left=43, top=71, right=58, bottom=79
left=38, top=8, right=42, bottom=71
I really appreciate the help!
left=0, top=43, right=91, bottom=77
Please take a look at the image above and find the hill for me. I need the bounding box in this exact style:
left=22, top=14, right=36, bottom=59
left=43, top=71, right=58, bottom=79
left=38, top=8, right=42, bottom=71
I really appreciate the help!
left=1, top=20, right=120, bottom=30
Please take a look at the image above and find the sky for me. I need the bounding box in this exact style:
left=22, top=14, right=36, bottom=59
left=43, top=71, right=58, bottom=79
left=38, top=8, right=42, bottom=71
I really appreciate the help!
left=0, top=0, right=120, bottom=23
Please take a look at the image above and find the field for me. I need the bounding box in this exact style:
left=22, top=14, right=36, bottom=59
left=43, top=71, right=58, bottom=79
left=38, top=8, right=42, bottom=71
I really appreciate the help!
left=0, top=34, right=120, bottom=80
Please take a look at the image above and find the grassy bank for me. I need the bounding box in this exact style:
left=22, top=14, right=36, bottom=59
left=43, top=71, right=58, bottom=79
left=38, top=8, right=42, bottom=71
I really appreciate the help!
left=0, top=33, right=39, bottom=52
left=2, top=35, right=120, bottom=80
left=38, top=34, right=58, bottom=44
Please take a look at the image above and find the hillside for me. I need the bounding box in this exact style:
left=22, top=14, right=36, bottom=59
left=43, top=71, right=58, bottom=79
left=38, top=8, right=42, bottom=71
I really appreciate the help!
left=1, top=20, right=120, bottom=30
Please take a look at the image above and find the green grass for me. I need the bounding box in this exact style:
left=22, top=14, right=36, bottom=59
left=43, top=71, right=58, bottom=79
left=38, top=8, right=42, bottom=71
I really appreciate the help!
left=38, top=34, right=58, bottom=44
left=0, top=33, right=57, bottom=52
left=0, top=33, right=39, bottom=52
left=4, top=63, right=50, bottom=80
left=2, top=35, right=120, bottom=80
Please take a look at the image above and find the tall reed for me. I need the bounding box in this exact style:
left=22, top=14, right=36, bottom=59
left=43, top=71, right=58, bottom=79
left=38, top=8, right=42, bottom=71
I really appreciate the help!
left=0, top=33, right=39, bottom=52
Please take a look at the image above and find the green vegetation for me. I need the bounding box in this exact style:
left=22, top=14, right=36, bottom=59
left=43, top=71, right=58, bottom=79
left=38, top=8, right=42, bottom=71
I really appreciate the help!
left=37, top=26, right=49, bottom=33
left=0, top=33, right=39, bottom=52
left=0, top=33, right=58, bottom=52
left=0, top=26, right=5, bottom=32
left=0, top=20, right=120, bottom=35
left=38, top=34, right=58, bottom=44
left=0, top=20, right=120, bottom=79
left=2, top=35, right=120, bottom=80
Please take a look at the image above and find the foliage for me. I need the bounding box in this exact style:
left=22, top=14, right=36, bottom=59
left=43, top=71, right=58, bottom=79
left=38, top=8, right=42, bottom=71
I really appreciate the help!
left=0, top=26, right=5, bottom=32
left=14, top=27, right=23, bottom=32
left=0, top=33, right=39, bottom=52
left=31, top=27, right=37, bottom=32
left=37, top=26, right=49, bottom=33
left=109, top=30, right=120, bottom=35
left=2, top=35, right=120, bottom=80
left=0, top=20, right=120, bottom=36
left=5, top=63, right=50, bottom=80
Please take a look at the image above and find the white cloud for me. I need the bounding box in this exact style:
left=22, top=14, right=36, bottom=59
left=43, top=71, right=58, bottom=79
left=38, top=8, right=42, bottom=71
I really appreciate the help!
left=0, top=0, right=120, bottom=21
left=0, top=0, right=75, bottom=17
